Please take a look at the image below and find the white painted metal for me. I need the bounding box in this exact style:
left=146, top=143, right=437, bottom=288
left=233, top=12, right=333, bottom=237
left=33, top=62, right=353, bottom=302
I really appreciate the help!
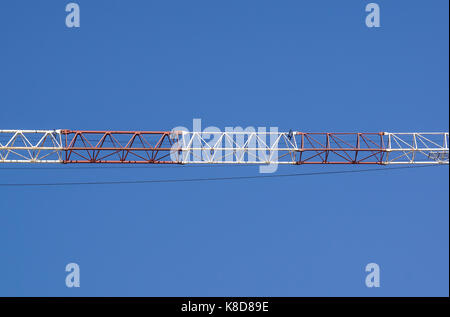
left=176, top=131, right=300, bottom=164
left=0, top=130, right=63, bottom=163
left=384, top=132, right=449, bottom=164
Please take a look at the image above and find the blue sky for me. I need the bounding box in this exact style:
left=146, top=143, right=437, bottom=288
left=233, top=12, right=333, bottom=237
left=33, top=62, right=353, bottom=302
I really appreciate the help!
left=0, top=0, right=448, bottom=296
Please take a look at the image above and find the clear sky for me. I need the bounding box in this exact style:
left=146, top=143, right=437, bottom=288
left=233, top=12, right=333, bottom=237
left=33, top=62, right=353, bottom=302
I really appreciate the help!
left=0, top=0, right=448, bottom=296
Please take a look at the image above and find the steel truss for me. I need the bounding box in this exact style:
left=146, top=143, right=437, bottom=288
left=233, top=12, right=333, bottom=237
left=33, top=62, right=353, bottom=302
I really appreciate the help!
left=0, top=130, right=448, bottom=165
left=61, top=130, right=179, bottom=164
left=178, top=131, right=449, bottom=165
left=0, top=130, right=63, bottom=163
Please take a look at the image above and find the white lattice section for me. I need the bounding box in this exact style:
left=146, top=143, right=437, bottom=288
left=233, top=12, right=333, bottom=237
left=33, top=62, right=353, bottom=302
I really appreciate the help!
left=385, top=132, right=449, bottom=164
left=0, top=130, right=63, bottom=163
left=177, top=131, right=299, bottom=164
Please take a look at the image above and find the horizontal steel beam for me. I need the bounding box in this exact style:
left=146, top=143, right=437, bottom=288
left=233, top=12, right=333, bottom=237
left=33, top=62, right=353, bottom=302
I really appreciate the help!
left=0, top=130, right=448, bottom=165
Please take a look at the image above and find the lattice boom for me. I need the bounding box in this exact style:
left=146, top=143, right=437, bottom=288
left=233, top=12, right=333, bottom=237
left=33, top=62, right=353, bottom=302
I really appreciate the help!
left=0, top=130, right=448, bottom=165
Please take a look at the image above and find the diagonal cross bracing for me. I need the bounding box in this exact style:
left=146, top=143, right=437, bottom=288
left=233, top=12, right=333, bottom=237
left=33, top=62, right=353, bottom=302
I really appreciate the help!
left=0, top=130, right=448, bottom=165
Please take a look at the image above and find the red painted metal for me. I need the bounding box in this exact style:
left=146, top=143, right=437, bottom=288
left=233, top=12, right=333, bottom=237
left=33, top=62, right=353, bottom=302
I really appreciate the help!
left=60, top=131, right=386, bottom=164
left=61, top=130, right=180, bottom=164
left=292, top=132, right=386, bottom=164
